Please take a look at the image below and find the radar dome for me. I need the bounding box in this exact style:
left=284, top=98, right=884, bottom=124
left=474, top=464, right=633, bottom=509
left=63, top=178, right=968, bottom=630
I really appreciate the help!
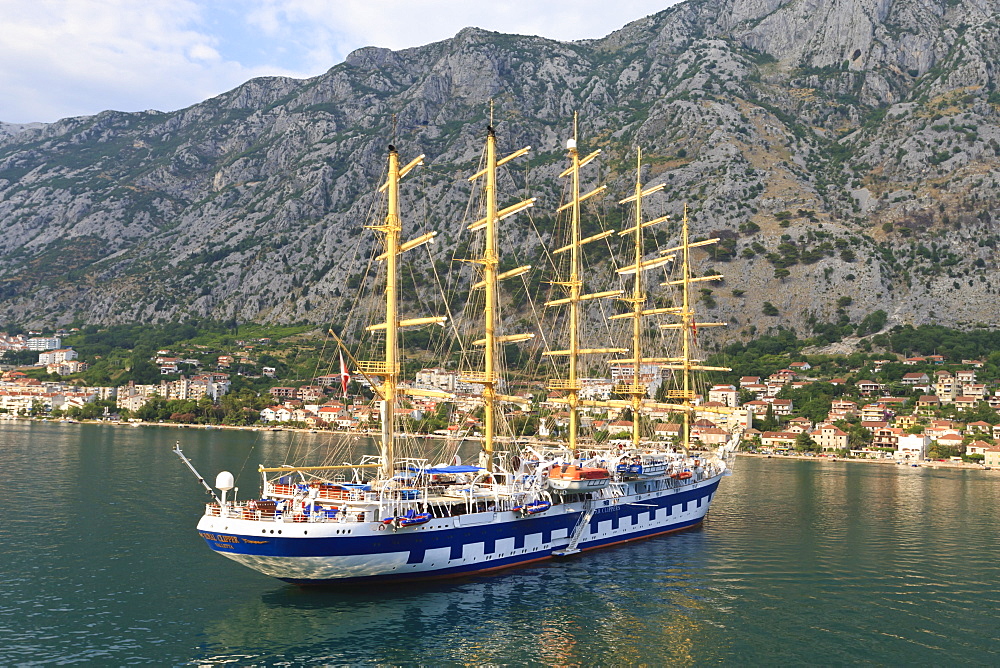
left=215, top=471, right=235, bottom=491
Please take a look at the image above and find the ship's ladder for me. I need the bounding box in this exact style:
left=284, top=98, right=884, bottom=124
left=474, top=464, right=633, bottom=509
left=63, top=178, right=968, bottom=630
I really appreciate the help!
left=553, top=499, right=596, bottom=557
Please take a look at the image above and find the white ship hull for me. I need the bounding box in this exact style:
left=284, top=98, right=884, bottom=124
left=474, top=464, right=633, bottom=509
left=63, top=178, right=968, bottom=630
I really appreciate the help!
left=197, top=470, right=723, bottom=585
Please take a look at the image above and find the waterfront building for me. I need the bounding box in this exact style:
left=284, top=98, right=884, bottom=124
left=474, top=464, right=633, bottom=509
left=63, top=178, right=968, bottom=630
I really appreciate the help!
left=811, top=423, right=848, bottom=451
left=760, top=431, right=798, bottom=449
left=895, top=433, right=930, bottom=461
left=984, top=447, right=1000, bottom=467
left=966, top=441, right=992, bottom=456
left=872, top=426, right=902, bottom=450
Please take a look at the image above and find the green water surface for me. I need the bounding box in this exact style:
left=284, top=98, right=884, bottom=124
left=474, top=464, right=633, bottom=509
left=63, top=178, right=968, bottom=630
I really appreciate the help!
left=2, top=421, right=998, bottom=665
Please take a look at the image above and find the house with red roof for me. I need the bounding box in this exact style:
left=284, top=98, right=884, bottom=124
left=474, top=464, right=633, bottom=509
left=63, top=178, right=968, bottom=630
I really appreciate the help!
left=811, top=423, right=848, bottom=451
left=966, top=421, right=992, bottom=435
left=984, top=447, right=1000, bottom=467
left=916, top=395, right=940, bottom=415
left=966, top=440, right=992, bottom=456
left=761, top=431, right=798, bottom=449
left=952, top=396, right=979, bottom=412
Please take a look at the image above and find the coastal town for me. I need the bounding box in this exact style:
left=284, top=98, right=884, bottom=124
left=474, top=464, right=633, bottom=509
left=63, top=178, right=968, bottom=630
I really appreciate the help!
left=3, top=326, right=1000, bottom=469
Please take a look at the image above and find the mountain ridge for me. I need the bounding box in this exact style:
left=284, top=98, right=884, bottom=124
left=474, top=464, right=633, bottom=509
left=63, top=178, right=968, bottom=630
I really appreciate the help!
left=1, top=0, right=999, bottom=344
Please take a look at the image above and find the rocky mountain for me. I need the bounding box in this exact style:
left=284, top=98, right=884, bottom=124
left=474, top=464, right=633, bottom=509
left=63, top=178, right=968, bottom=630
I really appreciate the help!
left=1, top=0, right=999, bottom=344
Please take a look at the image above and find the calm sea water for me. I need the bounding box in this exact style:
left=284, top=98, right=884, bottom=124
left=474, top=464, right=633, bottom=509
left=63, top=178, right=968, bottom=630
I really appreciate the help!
left=2, top=421, right=999, bottom=665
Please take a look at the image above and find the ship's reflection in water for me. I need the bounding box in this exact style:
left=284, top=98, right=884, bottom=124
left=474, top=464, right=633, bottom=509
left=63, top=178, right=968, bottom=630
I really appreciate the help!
left=195, top=526, right=721, bottom=666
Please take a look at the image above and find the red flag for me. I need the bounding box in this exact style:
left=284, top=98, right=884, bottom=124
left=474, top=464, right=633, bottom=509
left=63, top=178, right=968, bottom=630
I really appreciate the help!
left=339, top=351, right=350, bottom=399
left=691, top=321, right=698, bottom=341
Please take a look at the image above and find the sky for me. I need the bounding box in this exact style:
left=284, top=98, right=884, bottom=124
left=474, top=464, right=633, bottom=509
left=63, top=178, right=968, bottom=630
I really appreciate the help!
left=0, top=0, right=683, bottom=125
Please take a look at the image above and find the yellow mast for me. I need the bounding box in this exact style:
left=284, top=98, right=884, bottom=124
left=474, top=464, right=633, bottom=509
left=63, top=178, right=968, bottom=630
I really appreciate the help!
left=483, top=128, right=499, bottom=469
left=626, top=149, right=651, bottom=448
left=607, top=149, right=672, bottom=449
left=358, top=145, right=438, bottom=479
left=465, top=122, right=534, bottom=471
left=680, top=205, right=693, bottom=453
left=544, top=115, right=623, bottom=457
left=382, top=147, right=402, bottom=478
left=630, top=151, right=643, bottom=448
left=658, top=204, right=729, bottom=454
left=567, top=120, right=582, bottom=454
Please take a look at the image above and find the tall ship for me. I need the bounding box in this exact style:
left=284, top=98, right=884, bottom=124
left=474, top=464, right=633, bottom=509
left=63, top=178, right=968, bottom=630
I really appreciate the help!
left=177, top=121, right=738, bottom=585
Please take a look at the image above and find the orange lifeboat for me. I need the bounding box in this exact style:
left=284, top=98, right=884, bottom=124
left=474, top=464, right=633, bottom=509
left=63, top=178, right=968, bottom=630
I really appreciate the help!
left=547, top=464, right=611, bottom=492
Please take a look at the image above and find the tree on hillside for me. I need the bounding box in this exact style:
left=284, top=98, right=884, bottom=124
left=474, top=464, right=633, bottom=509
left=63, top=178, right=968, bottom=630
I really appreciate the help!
left=756, top=403, right=780, bottom=433
left=795, top=431, right=819, bottom=452
left=128, top=358, right=161, bottom=385
left=847, top=424, right=871, bottom=450
left=2, top=349, right=37, bottom=365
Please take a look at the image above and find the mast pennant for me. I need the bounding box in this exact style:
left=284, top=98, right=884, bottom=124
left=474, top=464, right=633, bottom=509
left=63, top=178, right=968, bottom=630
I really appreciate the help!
left=339, top=351, right=349, bottom=399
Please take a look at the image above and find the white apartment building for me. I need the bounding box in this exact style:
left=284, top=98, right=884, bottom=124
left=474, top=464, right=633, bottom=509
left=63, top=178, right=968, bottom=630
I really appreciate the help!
left=27, top=337, right=62, bottom=351
left=895, top=433, right=930, bottom=461
left=38, top=348, right=78, bottom=365
left=708, top=384, right=739, bottom=407
left=415, top=368, right=455, bottom=392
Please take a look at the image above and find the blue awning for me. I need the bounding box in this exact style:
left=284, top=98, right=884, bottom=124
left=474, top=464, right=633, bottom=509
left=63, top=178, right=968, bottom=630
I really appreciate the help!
left=425, top=465, right=484, bottom=474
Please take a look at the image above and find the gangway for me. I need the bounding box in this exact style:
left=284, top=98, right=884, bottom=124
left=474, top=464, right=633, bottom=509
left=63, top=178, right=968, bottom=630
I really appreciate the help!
left=553, top=499, right=595, bottom=557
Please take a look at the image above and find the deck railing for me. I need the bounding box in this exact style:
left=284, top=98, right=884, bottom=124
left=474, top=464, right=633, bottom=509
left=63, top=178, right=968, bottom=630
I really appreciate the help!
left=204, top=502, right=344, bottom=523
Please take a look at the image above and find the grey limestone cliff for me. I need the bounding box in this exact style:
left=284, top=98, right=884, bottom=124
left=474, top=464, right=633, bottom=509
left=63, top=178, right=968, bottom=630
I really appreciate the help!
left=1, top=0, right=999, bottom=342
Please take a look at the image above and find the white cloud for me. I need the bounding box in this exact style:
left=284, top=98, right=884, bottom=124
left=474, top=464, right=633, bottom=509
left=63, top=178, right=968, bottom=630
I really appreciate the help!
left=188, top=44, right=222, bottom=63
left=0, top=0, right=299, bottom=123
left=0, top=0, right=682, bottom=124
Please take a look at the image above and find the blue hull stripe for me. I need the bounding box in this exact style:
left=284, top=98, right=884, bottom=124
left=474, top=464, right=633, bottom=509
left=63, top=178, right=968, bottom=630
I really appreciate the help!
left=201, top=480, right=721, bottom=584
left=281, top=515, right=708, bottom=586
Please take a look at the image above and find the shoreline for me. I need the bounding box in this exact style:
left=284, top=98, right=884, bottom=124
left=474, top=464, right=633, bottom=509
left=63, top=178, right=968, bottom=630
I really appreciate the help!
left=1, top=414, right=354, bottom=435
left=1, top=415, right=474, bottom=440
left=5, top=416, right=996, bottom=473
left=735, top=451, right=995, bottom=472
